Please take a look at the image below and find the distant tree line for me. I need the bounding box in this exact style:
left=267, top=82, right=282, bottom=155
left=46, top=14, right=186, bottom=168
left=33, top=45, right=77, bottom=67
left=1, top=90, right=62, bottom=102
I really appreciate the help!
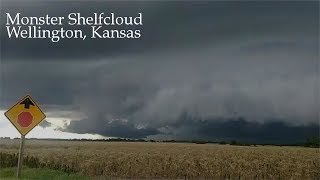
left=304, top=136, right=320, bottom=148
left=3, top=136, right=319, bottom=148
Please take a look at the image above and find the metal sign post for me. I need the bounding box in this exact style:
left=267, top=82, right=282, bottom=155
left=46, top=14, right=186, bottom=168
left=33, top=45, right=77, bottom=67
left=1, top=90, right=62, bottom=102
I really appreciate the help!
left=17, top=135, right=25, bottom=178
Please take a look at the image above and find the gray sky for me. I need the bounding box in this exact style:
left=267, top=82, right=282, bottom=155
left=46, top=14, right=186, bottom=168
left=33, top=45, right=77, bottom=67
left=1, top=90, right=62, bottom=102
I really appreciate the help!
left=0, top=1, right=319, bottom=143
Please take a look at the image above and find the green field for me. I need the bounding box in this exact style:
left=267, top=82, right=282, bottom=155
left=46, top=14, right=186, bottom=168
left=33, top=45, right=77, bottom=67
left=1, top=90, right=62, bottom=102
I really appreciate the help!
left=0, top=167, right=86, bottom=180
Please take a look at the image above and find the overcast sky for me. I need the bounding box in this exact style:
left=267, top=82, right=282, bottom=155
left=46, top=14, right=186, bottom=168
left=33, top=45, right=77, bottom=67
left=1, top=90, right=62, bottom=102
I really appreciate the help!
left=0, top=1, right=319, bottom=143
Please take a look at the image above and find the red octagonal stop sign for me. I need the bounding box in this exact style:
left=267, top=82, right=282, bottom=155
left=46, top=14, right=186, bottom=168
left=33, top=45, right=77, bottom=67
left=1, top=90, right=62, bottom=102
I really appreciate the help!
left=17, top=112, right=33, bottom=127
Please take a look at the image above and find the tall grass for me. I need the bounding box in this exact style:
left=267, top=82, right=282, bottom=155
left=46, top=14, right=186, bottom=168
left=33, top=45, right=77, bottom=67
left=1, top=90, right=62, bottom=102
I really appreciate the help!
left=1, top=140, right=319, bottom=179
left=0, top=152, right=77, bottom=173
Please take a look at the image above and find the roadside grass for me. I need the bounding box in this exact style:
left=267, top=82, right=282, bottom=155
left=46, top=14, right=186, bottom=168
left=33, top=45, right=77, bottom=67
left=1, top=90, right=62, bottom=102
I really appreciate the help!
left=0, top=167, right=88, bottom=180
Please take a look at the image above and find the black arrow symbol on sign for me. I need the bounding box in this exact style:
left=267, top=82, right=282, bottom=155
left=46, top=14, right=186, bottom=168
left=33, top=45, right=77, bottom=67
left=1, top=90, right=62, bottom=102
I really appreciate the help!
left=20, top=98, right=35, bottom=109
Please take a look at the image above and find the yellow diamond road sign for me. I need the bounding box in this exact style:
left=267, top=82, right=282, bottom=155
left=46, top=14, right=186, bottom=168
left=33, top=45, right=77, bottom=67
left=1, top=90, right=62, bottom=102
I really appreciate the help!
left=4, top=95, right=46, bottom=136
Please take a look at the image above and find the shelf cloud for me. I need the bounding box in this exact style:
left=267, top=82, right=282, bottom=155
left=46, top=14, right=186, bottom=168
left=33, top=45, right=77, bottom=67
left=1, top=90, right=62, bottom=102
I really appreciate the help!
left=1, top=1, right=319, bottom=142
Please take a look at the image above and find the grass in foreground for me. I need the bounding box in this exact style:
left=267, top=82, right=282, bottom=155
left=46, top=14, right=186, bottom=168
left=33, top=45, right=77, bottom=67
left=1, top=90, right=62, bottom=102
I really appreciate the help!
left=0, top=167, right=87, bottom=180
left=1, top=140, right=319, bottom=179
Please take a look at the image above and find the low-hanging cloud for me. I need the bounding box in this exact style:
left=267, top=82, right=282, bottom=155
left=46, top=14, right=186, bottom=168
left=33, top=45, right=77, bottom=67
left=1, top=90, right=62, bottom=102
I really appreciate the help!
left=1, top=1, right=319, bottom=142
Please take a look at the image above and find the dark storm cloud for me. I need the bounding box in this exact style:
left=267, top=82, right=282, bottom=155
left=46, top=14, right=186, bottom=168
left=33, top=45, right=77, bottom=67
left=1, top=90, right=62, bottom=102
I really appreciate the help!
left=153, top=112, right=319, bottom=143
left=1, top=1, right=319, bottom=142
left=1, top=1, right=318, bottom=60
left=66, top=117, right=160, bottom=139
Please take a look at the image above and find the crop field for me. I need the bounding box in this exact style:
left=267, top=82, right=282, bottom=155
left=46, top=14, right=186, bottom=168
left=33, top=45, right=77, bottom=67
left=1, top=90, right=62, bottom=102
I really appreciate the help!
left=0, top=139, right=319, bottom=179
